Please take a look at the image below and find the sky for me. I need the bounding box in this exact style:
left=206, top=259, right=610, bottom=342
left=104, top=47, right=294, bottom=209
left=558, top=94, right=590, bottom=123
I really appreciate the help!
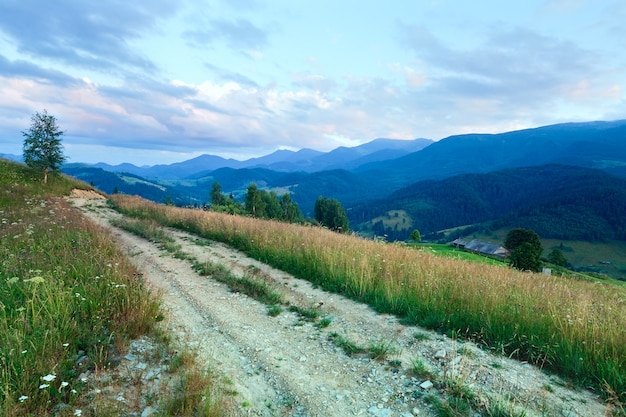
left=0, top=0, right=624, bottom=166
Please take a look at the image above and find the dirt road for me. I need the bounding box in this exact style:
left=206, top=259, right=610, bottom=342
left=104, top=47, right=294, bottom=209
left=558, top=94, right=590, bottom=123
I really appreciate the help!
left=69, top=190, right=608, bottom=417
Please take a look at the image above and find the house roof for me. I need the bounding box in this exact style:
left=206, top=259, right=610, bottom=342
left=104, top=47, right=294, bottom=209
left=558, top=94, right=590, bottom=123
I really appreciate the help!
left=464, top=239, right=508, bottom=256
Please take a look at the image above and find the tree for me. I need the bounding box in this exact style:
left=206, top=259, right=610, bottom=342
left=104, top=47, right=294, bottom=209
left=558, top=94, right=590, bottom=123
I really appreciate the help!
left=245, top=183, right=266, bottom=218
left=547, top=248, right=568, bottom=267
left=279, top=193, right=302, bottom=223
left=410, top=229, right=421, bottom=243
left=22, top=109, right=66, bottom=184
left=504, top=228, right=543, bottom=272
left=314, top=196, right=349, bottom=233
left=210, top=182, right=227, bottom=206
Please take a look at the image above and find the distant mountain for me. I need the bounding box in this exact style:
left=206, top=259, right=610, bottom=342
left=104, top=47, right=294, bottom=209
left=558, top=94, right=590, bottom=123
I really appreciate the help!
left=94, top=154, right=243, bottom=180
left=349, top=164, right=626, bottom=242
left=63, top=165, right=186, bottom=204
left=291, top=138, right=433, bottom=172
left=91, top=138, right=432, bottom=179
left=64, top=119, right=626, bottom=238
left=0, top=153, right=22, bottom=162
left=356, top=120, right=626, bottom=187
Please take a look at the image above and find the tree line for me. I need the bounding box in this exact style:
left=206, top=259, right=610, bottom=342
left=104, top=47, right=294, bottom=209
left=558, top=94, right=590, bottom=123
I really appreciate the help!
left=210, top=182, right=350, bottom=233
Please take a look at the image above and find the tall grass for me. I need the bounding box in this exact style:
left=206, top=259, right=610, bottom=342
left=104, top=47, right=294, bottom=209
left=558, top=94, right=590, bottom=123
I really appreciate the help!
left=0, top=162, right=161, bottom=416
left=110, top=194, right=626, bottom=403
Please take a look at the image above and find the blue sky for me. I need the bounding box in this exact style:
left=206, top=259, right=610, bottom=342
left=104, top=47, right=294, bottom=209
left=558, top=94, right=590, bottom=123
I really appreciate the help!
left=0, top=0, right=624, bottom=165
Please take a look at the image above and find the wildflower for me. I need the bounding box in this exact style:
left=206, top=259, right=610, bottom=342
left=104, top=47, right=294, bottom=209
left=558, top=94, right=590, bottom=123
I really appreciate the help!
left=18, top=395, right=28, bottom=402
left=63, top=343, right=69, bottom=347
left=41, top=374, right=56, bottom=382
left=39, top=384, right=50, bottom=389
left=74, top=410, right=82, bottom=416
left=21, top=350, right=27, bottom=354
left=60, top=381, right=69, bottom=389
left=25, top=276, right=45, bottom=284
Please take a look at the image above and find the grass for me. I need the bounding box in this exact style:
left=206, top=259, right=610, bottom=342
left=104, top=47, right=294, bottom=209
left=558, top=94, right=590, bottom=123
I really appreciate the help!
left=413, top=243, right=506, bottom=266
left=369, top=339, right=398, bottom=361
left=193, top=260, right=284, bottom=306
left=0, top=160, right=232, bottom=416
left=266, top=305, right=283, bottom=317
left=288, top=305, right=320, bottom=321
left=328, top=333, right=366, bottom=357
left=108, top=193, right=626, bottom=404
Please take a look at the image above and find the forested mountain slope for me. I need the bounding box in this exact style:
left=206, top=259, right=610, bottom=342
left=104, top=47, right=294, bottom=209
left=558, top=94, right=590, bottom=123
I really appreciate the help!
left=350, top=164, right=626, bottom=242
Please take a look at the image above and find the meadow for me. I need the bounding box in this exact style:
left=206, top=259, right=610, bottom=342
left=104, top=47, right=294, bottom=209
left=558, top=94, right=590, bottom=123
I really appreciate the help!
left=110, top=193, right=626, bottom=405
left=0, top=161, right=228, bottom=416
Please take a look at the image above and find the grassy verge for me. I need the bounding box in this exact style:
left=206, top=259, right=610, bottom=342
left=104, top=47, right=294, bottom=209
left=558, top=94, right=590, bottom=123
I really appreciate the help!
left=0, top=161, right=232, bottom=416
left=108, top=194, right=626, bottom=404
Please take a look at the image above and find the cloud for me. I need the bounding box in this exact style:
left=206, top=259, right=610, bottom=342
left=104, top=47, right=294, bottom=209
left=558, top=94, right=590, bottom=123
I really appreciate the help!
left=184, top=18, right=269, bottom=50
left=0, top=54, right=81, bottom=87
left=203, top=62, right=260, bottom=87
left=402, top=25, right=600, bottom=96
left=0, top=0, right=180, bottom=74
left=291, top=72, right=338, bottom=94
left=395, top=24, right=621, bottom=130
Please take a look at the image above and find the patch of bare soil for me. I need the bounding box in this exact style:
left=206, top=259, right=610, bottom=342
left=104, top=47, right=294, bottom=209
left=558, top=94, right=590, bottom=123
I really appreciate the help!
left=68, top=192, right=610, bottom=417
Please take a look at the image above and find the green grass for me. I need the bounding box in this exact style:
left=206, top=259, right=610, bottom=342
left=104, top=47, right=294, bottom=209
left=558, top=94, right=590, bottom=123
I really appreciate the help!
left=288, top=305, right=320, bottom=321
left=369, top=339, right=398, bottom=361
left=328, top=333, right=366, bottom=357
left=0, top=162, right=160, bottom=415
left=0, top=160, right=233, bottom=416
left=413, top=243, right=506, bottom=265
left=193, top=260, right=284, bottom=306
left=108, top=193, right=626, bottom=404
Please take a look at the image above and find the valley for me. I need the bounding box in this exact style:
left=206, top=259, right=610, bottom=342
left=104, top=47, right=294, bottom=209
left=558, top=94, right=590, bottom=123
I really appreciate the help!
left=62, top=120, right=626, bottom=281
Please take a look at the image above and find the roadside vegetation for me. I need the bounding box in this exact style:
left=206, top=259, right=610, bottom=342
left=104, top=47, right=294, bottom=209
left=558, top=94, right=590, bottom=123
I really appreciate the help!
left=0, top=160, right=232, bottom=416
left=110, top=193, right=626, bottom=405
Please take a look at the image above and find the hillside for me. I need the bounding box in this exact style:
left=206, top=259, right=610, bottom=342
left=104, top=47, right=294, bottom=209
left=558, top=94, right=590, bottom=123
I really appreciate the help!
left=355, top=120, right=626, bottom=187
left=63, top=165, right=187, bottom=204
left=350, top=164, right=626, bottom=242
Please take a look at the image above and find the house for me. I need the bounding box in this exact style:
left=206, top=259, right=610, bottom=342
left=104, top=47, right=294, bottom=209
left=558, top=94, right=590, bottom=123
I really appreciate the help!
left=450, top=238, right=509, bottom=260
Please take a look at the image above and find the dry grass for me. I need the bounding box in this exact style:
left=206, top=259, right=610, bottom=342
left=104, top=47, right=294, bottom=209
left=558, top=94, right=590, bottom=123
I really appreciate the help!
left=110, top=194, right=626, bottom=403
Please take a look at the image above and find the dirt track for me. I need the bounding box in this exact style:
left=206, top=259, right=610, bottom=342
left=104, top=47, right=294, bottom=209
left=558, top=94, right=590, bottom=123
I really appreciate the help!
left=69, top=190, right=608, bottom=417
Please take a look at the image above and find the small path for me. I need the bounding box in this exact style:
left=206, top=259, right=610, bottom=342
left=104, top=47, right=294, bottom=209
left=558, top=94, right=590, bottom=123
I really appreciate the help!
left=69, top=192, right=609, bottom=417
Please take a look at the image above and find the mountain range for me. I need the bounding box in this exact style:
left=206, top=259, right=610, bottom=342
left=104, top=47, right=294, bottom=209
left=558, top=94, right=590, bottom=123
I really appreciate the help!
left=61, top=120, right=626, bottom=252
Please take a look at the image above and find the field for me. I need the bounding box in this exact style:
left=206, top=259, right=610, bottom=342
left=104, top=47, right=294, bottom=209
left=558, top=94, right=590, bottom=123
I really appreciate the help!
left=109, top=193, right=626, bottom=405
left=412, top=243, right=506, bottom=266
left=471, top=229, right=626, bottom=281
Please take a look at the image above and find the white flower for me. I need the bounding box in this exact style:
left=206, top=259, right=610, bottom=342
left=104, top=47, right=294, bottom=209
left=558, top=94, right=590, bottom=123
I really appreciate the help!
left=41, top=374, right=56, bottom=382
left=18, top=395, right=28, bottom=402
left=39, top=384, right=50, bottom=389
left=63, top=343, right=69, bottom=347
left=74, top=409, right=82, bottom=416
left=60, top=381, right=69, bottom=388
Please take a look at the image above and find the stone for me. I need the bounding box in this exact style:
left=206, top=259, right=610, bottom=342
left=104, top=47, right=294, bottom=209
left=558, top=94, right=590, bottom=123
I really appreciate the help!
left=368, top=405, right=393, bottom=417
left=434, top=350, right=446, bottom=359
left=419, top=380, right=433, bottom=390
left=141, top=406, right=156, bottom=417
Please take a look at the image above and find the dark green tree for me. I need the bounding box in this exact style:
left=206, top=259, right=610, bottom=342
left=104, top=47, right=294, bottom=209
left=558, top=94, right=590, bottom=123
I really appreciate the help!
left=245, top=183, right=266, bottom=218
left=314, top=196, right=349, bottom=233
left=261, top=191, right=282, bottom=219
left=280, top=193, right=302, bottom=223
left=547, top=248, right=568, bottom=267
left=410, top=229, right=421, bottom=243
left=210, top=182, right=227, bottom=206
left=22, top=109, right=66, bottom=184
left=504, top=228, right=543, bottom=272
